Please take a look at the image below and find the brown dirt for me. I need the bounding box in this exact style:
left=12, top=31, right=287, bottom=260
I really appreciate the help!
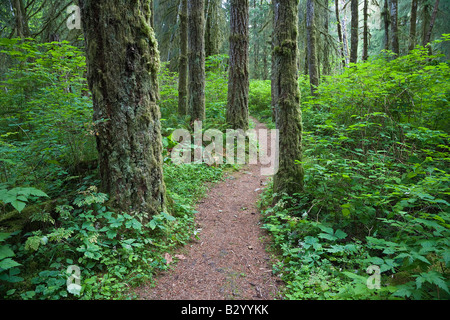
left=136, top=119, right=283, bottom=300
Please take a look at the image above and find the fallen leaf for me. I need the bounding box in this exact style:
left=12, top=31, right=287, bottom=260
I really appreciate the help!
left=164, top=253, right=173, bottom=265
left=175, top=254, right=186, bottom=260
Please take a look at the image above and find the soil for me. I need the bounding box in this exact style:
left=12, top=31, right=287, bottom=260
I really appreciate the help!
left=136, top=119, right=283, bottom=300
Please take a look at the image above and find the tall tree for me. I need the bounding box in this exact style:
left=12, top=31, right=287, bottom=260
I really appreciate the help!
left=273, top=0, right=304, bottom=198
left=205, top=0, right=223, bottom=57
left=188, top=0, right=206, bottom=121
left=390, top=0, right=400, bottom=55
left=340, top=0, right=350, bottom=66
left=12, top=0, right=30, bottom=38
left=350, top=0, right=358, bottom=63
left=383, top=0, right=390, bottom=51
left=306, top=0, right=319, bottom=95
left=408, top=0, right=419, bottom=51
left=422, top=0, right=440, bottom=48
left=321, top=0, right=331, bottom=75
left=335, top=0, right=346, bottom=67
left=79, top=0, right=167, bottom=217
left=178, top=0, right=189, bottom=115
left=227, top=0, right=250, bottom=130
left=363, top=0, right=369, bottom=61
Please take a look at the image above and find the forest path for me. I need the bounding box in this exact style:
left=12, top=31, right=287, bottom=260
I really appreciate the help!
left=136, top=118, right=283, bottom=300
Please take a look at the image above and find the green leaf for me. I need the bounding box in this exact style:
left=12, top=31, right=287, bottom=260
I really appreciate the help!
left=10, top=199, right=26, bottom=212
left=0, top=245, right=15, bottom=260
left=0, top=258, right=21, bottom=270
left=334, top=229, right=347, bottom=240
left=0, top=233, right=11, bottom=242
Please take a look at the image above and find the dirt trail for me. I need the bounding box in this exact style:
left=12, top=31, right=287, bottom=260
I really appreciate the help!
left=137, top=119, right=283, bottom=300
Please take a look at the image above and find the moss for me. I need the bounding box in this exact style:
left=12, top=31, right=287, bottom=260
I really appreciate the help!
left=0, top=200, right=57, bottom=233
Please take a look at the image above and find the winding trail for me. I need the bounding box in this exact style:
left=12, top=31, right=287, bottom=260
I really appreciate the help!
left=137, top=119, right=283, bottom=300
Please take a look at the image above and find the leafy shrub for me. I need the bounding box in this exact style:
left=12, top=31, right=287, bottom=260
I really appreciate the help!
left=260, top=39, right=450, bottom=300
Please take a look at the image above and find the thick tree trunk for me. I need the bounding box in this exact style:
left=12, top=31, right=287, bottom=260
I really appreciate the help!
left=390, top=0, right=400, bottom=55
left=350, top=0, right=358, bottom=63
left=205, top=0, right=220, bottom=57
left=362, top=0, right=369, bottom=61
left=273, top=0, right=304, bottom=198
left=79, top=0, right=167, bottom=217
left=12, top=0, right=30, bottom=38
left=408, top=0, right=418, bottom=51
left=306, top=0, right=319, bottom=95
left=178, top=0, right=189, bottom=115
left=227, top=0, right=250, bottom=131
left=188, top=0, right=206, bottom=121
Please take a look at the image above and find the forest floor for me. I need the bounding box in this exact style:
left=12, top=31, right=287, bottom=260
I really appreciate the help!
left=136, top=118, right=284, bottom=300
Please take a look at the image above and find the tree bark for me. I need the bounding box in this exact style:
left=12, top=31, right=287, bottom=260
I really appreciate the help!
left=79, top=0, right=167, bottom=217
left=408, top=0, right=418, bottom=51
left=178, top=0, right=189, bottom=115
left=322, top=0, right=330, bottom=75
left=188, top=0, right=206, bottom=121
left=362, top=0, right=369, bottom=61
left=205, top=0, right=221, bottom=57
left=383, top=0, right=390, bottom=51
left=273, top=0, right=304, bottom=198
left=335, top=0, right=345, bottom=67
left=350, top=0, right=358, bottom=63
left=306, top=0, right=319, bottom=95
left=390, top=0, right=400, bottom=55
left=422, top=0, right=440, bottom=47
left=340, top=0, right=350, bottom=66
left=227, top=0, right=250, bottom=131
left=12, top=0, right=30, bottom=38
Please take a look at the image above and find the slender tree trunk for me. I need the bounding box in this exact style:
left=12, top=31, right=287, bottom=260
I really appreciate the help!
left=390, top=0, right=400, bottom=55
left=306, top=0, right=319, bottom=95
left=188, top=0, right=206, bottom=121
left=178, top=0, right=189, bottom=115
left=422, top=0, right=440, bottom=47
left=340, top=0, right=350, bottom=66
left=322, top=0, right=330, bottom=75
left=383, top=0, right=390, bottom=51
left=205, top=0, right=220, bottom=57
left=273, top=0, right=304, bottom=198
left=335, top=0, right=345, bottom=67
left=408, top=0, right=418, bottom=51
left=227, top=0, right=250, bottom=130
left=79, top=0, right=167, bottom=217
left=271, top=1, right=278, bottom=122
left=350, top=0, right=358, bottom=63
left=363, top=0, right=369, bottom=61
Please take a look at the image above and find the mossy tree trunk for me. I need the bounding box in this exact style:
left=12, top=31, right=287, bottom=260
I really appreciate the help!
left=188, top=0, right=206, bottom=122
left=383, top=0, right=390, bottom=51
left=178, top=0, right=189, bottom=115
left=79, top=0, right=167, bottom=218
left=306, top=0, right=318, bottom=96
left=273, top=0, right=304, bottom=198
left=362, top=0, right=369, bottom=61
left=390, top=0, right=400, bottom=55
left=227, top=0, right=249, bottom=131
left=409, top=0, right=419, bottom=51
